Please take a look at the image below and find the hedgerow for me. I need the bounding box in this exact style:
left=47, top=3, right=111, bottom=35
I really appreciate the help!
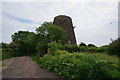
left=48, top=42, right=108, bottom=54
left=108, top=38, right=120, bottom=56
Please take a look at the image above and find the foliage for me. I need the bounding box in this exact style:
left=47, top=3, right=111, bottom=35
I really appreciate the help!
left=36, top=42, right=48, bottom=57
left=36, top=22, right=67, bottom=43
left=35, top=22, right=67, bottom=56
left=48, top=42, right=81, bottom=53
left=33, top=53, right=120, bottom=79
left=88, top=44, right=96, bottom=47
left=98, top=45, right=108, bottom=53
left=62, top=44, right=80, bottom=53
left=11, top=31, right=37, bottom=56
left=2, top=21, right=67, bottom=59
left=12, top=31, right=34, bottom=43
left=2, top=47, right=21, bottom=60
left=1, top=42, right=20, bottom=60
left=1, top=42, right=9, bottom=48
left=108, top=38, right=120, bottom=56
left=48, top=42, right=108, bottom=54
left=48, top=42, right=62, bottom=52
left=24, top=33, right=38, bottom=55
left=79, top=42, right=87, bottom=46
left=52, top=50, right=69, bottom=56
left=32, top=55, right=41, bottom=64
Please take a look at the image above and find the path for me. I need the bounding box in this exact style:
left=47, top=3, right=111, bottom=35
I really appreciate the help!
left=2, top=56, right=59, bottom=78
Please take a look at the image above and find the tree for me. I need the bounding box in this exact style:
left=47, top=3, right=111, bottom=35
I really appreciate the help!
left=88, top=44, right=96, bottom=47
left=36, top=22, right=67, bottom=43
left=1, top=42, right=9, bottom=48
left=36, top=42, right=48, bottom=56
left=35, top=22, right=67, bottom=56
left=11, top=31, right=36, bottom=55
left=79, top=42, right=87, bottom=46
left=12, top=31, right=34, bottom=43
left=108, top=38, right=120, bottom=56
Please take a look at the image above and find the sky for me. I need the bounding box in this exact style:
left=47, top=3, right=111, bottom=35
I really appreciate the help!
left=0, top=0, right=119, bottom=47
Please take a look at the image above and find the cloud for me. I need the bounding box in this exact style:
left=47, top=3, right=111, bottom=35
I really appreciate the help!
left=3, top=12, right=41, bottom=25
left=2, top=11, right=40, bottom=43
left=1, top=0, right=119, bottom=2
left=1, top=2, right=118, bottom=46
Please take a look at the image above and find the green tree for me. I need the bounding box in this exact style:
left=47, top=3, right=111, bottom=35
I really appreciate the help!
left=11, top=31, right=36, bottom=55
left=36, top=42, right=47, bottom=56
left=88, top=44, right=96, bottom=47
left=36, top=22, right=67, bottom=43
left=12, top=31, right=34, bottom=43
left=1, top=42, right=9, bottom=48
left=79, top=42, right=87, bottom=46
left=108, top=38, right=120, bottom=56
left=35, top=22, right=67, bottom=56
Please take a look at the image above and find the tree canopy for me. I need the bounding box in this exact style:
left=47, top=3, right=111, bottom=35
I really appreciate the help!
left=36, top=22, right=67, bottom=43
left=12, top=31, right=35, bottom=43
left=108, top=38, right=120, bottom=56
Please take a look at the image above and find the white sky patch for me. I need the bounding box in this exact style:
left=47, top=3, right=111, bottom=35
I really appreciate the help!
left=0, top=2, right=2, bottom=42
left=2, top=14, right=40, bottom=43
left=1, top=1, right=118, bottom=46
left=1, top=0, right=119, bottom=2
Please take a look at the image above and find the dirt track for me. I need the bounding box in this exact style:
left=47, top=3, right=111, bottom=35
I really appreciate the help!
left=2, top=56, right=59, bottom=78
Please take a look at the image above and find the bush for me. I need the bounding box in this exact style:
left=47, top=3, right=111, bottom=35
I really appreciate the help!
left=48, top=42, right=108, bottom=54
left=36, top=42, right=48, bottom=57
left=79, top=42, right=87, bottom=46
left=62, top=44, right=80, bottom=53
left=48, top=42, right=62, bottom=53
left=98, top=45, right=108, bottom=53
left=52, top=50, right=69, bottom=56
left=88, top=44, right=96, bottom=47
left=36, top=53, right=120, bottom=79
left=32, top=55, right=41, bottom=64
left=48, top=42, right=81, bottom=53
left=108, top=38, right=120, bottom=56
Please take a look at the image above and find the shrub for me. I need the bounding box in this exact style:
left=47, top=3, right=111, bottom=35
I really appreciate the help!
left=52, top=50, right=69, bottom=56
left=36, top=42, right=48, bottom=56
left=48, top=42, right=108, bottom=55
left=79, top=42, right=87, bottom=46
left=98, top=45, right=108, bottom=53
left=36, top=53, right=120, bottom=79
left=88, top=44, right=96, bottom=47
left=48, top=42, right=62, bottom=53
left=48, top=42, right=80, bottom=53
left=32, top=55, right=41, bottom=64
left=79, top=46, right=88, bottom=52
left=108, top=38, right=120, bottom=56
left=62, top=44, right=80, bottom=53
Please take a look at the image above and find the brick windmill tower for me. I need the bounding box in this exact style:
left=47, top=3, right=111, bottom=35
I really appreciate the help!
left=53, top=15, right=76, bottom=44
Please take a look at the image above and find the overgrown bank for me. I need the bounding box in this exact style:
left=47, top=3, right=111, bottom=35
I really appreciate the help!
left=33, top=52, right=120, bottom=79
left=32, top=41, right=120, bottom=79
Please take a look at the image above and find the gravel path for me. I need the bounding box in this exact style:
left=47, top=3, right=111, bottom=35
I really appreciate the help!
left=2, top=56, right=59, bottom=78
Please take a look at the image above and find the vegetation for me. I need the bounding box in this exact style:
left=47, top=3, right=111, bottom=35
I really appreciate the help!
left=33, top=40, right=119, bottom=79
left=2, top=22, right=67, bottom=59
left=1, top=20, right=119, bottom=79
left=33, top=52, right=120, bottom=79
left=1, top=42, right=20, bottom=60
left=36, top=22, right=67, bottom=43
left=108, top=38, right=120, bottom=56
left=35, top=22, right=67, bottom=55
left=48, top=42, right=108, bottom=54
